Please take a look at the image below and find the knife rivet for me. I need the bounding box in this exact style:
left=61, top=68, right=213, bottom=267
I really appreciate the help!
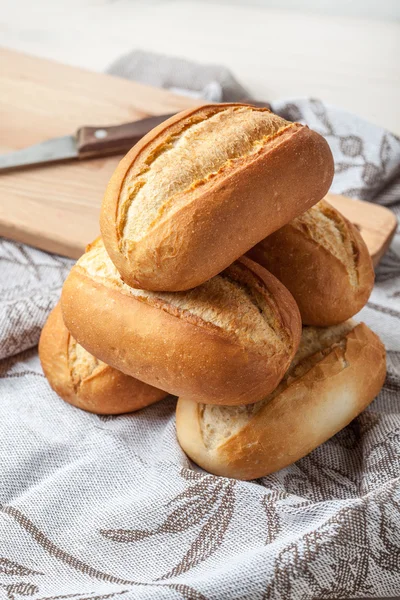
left=94, top=129, right=108, bottom=139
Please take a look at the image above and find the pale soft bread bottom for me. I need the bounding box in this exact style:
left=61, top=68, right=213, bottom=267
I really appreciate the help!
left=39, top=304, right=167, bottom=414
left=176, top=322, right=386, bottom=480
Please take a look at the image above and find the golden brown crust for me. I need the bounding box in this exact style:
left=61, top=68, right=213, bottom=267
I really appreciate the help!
left=248, top=199, right=375, bottom=326
left=39, top=304, right=167, bottom=414
left=176, top=323, right=386, bottom=479
left=61, top=241, right=301, bottom=406
left=100, top=103, right=334, bottom=291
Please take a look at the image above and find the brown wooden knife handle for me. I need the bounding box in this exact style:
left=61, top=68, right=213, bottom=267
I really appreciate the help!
left=76, top=113, right=176, bottom=158
left=75, top=102, right=271, bottom=159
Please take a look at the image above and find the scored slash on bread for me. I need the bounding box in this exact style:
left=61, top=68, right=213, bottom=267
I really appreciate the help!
left=39, top=303, right=167, bottom=414
left=176, top=321, right=386, bottom=480
left=248, top=199, right=375, bottom=326
left=60, top=237, right=302, bottom=406
left=100, top=103, right=334, bottom=291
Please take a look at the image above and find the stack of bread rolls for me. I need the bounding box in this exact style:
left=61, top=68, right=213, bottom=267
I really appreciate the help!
left=39, top=104, right=386, bottom=480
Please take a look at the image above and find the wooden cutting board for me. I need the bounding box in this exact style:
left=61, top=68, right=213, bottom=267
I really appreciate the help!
left=0, top=48, right=396, bottom=266
left=0, top=48, right=198, bottom=257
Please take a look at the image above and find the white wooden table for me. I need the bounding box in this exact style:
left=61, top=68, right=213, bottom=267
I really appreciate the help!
left=0, top=0, right=399, bottom=133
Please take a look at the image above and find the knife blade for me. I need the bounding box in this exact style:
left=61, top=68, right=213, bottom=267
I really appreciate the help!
left=0, top=113, right=176, bottom=172
left=0, top=101, right=272, bottom=173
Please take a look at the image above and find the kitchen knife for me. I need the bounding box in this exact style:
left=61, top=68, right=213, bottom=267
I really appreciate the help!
left=0, top=101, right=271, bottom=173
left=0, top=113, right=176, bottom=172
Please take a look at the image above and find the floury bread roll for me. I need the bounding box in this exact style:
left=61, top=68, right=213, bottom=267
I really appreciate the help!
left=61, top=238, right=302, bottom=406
left=100, top=103, right=334, bottom=291
left=176, top=321, right=386, bottom=480
left=39, top=304, right=167, bottom=414
left=248, top=199, right=374, bottom=326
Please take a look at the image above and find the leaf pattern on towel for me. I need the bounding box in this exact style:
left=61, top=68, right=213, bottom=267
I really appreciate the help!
left=0, top=239, right=72, bottom=360
left=101, top=475, right=234, bottom=549
left=376, top=248, right=400, bottom=282
left=281, top=97, right=400, bottom=203
left=32, top=592, right=131, bottom=600
left=3, top=582, right=40, bottom=599
left=334, top=162, right=356, bottom=174
left=309, top=98, right=334, bottom=135
left=380, top=134, right=392, bottom=170
left=167, top=584, right=208, bottom=600
left=340, top=135, right=364, bottom=158
left=264, top=482, right=400, bottom=600
left=0, top=557, right=43, bottom=576
left=158, top=480, right=235, bottom=580
left=262, top=492, right=282, bottom=545
left=100, top=470, right=236, bottom=581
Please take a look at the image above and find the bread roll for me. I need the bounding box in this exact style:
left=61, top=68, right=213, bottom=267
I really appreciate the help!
left=100, top=103, right=334, bottom=291
left=39, top=304, right=167, bottom=414
left=176, top=321, right=386, bottom=480
left=247, top=199, right=374, bottom=326
left=61, top=238, right=301, bottom=406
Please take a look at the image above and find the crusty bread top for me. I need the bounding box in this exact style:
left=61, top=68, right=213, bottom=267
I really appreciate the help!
left=199, top=319, right=356, bottom=449
left=291, top=200, right=358, bottom=287
left=116, top=105, right=294, bottom=245
left=78, top=238, right=296, bottom=356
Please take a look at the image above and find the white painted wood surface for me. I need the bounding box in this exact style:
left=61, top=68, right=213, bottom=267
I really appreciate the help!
left=0, top=0, right=399, bottom=133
